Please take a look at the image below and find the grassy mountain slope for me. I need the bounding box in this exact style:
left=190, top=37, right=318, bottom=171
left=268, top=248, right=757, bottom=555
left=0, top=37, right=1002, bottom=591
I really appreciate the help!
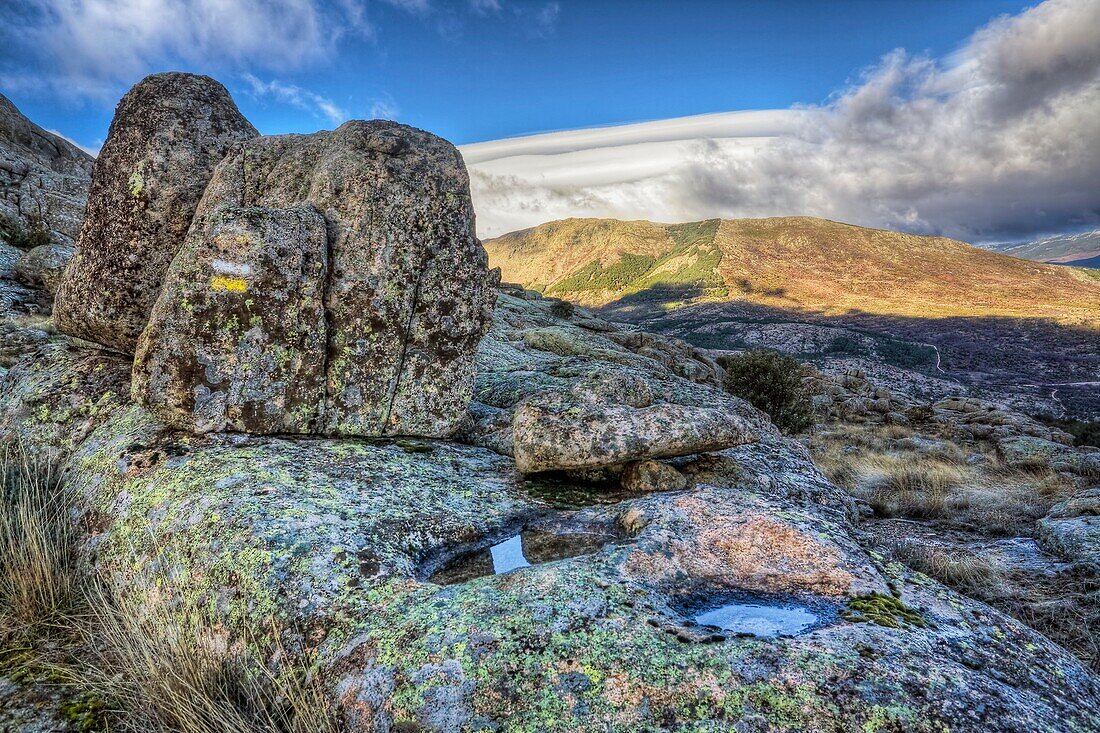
left=484, top=216, right=1100, bottom=322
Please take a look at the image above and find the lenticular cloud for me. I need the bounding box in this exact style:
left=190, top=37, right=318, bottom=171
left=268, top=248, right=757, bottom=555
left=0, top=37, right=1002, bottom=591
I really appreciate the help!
left=464, top=0, right=1100, bottom=242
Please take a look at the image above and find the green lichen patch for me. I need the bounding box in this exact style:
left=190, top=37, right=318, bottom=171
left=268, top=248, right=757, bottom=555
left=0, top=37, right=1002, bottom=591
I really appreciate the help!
left=59, top=692, right=111, bottom=733
left=841, top=593, right=926, bottom=629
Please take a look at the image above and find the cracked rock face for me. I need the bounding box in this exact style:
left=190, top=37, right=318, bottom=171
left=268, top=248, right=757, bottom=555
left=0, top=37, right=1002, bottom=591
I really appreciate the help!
left=132, top=204, right=329, bottom=433
left=0, top=92, right=93, bottom=247
left=131, top=120, right=494, bottom=437
left=54, top=72, right=258, bottom=353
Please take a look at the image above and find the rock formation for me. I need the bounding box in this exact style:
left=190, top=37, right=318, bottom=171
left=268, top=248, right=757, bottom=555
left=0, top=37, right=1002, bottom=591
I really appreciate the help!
left=54, top=73, right=259, bottom=353
left=0, top=92, right=93, bottom=247
left=13, top=242, right=73, bottom=301
left=512, top=395, right=756, bottom=472
left=3, top=284, right=1098, bottom=731
left=3, top=72, right=1100, bottom=732
left=132, top=121, right=495, bottom=437
left=132, top=204, right=330, bottom=434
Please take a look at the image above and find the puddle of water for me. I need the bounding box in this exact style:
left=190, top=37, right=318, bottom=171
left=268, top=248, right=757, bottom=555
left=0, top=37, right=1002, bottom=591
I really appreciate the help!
left=430, top=530, right=615, bottom=585
left=691, top=601, right=819, bottom=638
left=488, top=534, right=531, bottom=574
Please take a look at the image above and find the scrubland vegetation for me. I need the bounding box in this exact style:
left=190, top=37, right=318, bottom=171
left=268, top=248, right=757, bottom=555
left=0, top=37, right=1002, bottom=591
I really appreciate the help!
left=719, top=349, right=815, bottom=434
left=808, top=421, right=1100, bottom=670
left=0, top=445, right=342, bottom=733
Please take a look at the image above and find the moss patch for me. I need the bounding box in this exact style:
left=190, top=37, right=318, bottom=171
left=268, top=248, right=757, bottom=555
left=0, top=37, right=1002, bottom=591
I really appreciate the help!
left=842, top=593, right=926, bottom=629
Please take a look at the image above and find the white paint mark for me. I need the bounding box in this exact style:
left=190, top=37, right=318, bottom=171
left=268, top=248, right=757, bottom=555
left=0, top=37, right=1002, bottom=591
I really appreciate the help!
left=212, top=259, right=252, bottom=276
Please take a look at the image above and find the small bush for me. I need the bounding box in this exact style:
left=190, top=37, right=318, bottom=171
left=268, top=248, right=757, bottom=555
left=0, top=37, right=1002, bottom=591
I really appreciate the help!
left=0, top=213, right=51, bottom=250
left=1033, top=413, right=1100, bottom=448
left=719, top=349, right=815, bottom=434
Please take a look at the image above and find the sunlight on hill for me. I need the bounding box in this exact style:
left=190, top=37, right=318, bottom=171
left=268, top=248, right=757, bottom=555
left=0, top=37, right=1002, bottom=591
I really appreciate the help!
left=485, top=217, right=1100, bottom=324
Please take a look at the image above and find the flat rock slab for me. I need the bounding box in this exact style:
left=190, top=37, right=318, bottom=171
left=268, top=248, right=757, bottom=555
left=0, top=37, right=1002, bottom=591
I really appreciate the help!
left=512, top=397, right=758, bottom=473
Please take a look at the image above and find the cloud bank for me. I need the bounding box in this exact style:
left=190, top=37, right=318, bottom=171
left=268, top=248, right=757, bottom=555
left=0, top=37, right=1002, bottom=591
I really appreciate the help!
left=0, top=0, right=374, bottom=100
left=464, top=0, right=1100, bottom=242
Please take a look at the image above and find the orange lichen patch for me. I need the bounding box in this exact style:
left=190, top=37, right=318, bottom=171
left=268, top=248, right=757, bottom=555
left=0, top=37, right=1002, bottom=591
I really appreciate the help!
left=210, top=275, right=248, bottom=292
left=625, top=498, right=855, bottom=596
left=696, top=516, right=854, bottom=596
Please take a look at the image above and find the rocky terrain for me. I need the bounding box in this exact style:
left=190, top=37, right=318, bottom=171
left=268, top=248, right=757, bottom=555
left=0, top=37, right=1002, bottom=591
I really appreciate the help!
left=0, top=92, right=93, bottom=249
left=1, top=93, right=93, bottom=320
left=1, top=76, right=1099, bottom=732
left=486, top=217, right=1100, bottom=419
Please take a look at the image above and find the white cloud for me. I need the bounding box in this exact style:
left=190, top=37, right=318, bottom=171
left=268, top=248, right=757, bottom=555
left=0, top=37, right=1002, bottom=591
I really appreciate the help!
left=0, top=0, right=372, bottom=99
left=464, top=0, right=1100, bottom=242
left=46, top=128, right=100, bottom=157
left=380, top=0, right=431, bottom=15
left=533, top=1, right=559, bottom=36
left=368, top=98, right=400, bottom=120
left=242, top=74, right=348, bottom=126
left=469, top=0, right=501, bottom=13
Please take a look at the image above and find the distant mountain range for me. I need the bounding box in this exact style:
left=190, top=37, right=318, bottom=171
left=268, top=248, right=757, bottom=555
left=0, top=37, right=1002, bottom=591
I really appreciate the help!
left=484, top=217, right=1100, bottom=322
left=992, top=229, right=1100, bottom=269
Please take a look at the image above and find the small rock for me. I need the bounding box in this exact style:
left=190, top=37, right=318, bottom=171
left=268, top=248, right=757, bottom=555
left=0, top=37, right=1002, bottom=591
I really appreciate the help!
left=14, top=242, right=73, bottom=298
left=620, top=460, right=688, bottom=493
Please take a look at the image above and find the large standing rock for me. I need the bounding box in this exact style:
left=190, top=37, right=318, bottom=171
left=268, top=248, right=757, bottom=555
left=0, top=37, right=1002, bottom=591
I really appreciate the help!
left=53, top=73, right=258, bottom=353
left=0, top=92, right=93, bottom=247
left=132, top=121, right=495, bottom=437
left=133, top=204, right=329, bottom=433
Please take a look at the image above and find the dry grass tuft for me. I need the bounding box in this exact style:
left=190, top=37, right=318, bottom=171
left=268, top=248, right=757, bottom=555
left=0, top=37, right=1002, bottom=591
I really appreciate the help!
left=0, top=444, right=80, bottom=637
left=0, top=444, right=344, bottom=733
left=72, top=585, right=343, bottom=733
left=810, top=422, right=1077, bottom=535
left=829, top=453, right=963, bottom=520
left=884, top=538, right=1003, bottom=591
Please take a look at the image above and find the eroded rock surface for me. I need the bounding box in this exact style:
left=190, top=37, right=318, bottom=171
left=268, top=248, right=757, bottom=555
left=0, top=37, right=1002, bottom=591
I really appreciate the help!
left=513, top=395, right=757, bottom=473
left=54, top=73, right=258, bottom=353
left=0, top=92, right=93, bottom=247
left=14, top=242, right=73, bottom=301
left=132, top=204, right=329, bottom=433
left=3, top=287, right=1099, bottom=731
left=163, top=121, right=495, bottom=437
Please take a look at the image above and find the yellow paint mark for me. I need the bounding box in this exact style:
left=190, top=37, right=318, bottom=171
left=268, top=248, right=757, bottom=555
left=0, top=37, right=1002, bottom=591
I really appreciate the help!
left=211, top=276, right=248, bottom=293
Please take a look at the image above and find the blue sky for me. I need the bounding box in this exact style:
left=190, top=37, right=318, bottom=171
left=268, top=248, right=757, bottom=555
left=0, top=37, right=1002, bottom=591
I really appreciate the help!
left=1, top=0, right=1097, bottom=241
left=2, top=0, right=1034, bottom=150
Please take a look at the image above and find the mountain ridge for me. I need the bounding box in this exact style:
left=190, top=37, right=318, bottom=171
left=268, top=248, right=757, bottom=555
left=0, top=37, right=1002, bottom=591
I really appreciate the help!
left=994, top=229, right=1100, bottom=268
left=484, top=216, right=1100, bottom=323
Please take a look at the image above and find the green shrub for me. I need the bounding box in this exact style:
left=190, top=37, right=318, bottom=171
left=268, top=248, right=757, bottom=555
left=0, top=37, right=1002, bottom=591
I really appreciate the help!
left=875, top=338, right=935, bottom=370
left=825, top=335, right=867, bottom=356
left=719, top=349, right=815, bottom=434
left=1033, top=413, right=1100, bottom=448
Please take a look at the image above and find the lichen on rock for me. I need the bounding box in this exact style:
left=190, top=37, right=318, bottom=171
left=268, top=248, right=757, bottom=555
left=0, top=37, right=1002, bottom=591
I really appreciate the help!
left=53, top=72, right=259, bottom=353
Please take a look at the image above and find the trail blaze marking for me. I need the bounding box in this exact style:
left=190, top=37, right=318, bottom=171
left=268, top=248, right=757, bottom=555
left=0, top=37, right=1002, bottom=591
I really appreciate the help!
left=211, top=275, right=248, bottom=293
